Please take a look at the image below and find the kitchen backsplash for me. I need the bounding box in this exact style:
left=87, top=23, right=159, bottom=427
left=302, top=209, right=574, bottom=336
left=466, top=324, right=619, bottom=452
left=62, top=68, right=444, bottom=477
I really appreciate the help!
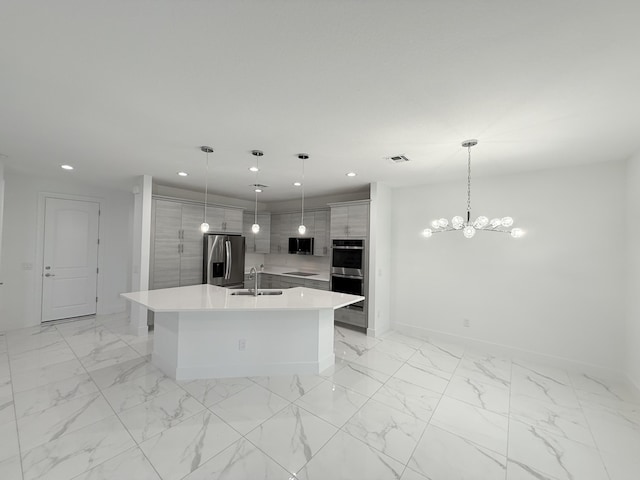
left=264, top=254, right=330, bottom=273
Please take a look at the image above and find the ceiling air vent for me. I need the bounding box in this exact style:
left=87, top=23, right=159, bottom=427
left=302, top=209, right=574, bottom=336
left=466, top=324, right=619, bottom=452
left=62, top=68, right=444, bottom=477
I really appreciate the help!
left=387, top=154, right=410, bottom=163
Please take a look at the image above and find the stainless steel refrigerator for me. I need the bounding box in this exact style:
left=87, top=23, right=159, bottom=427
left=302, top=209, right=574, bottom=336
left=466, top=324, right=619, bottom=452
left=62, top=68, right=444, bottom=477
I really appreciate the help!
left=203, top=234, right=245, bottom=288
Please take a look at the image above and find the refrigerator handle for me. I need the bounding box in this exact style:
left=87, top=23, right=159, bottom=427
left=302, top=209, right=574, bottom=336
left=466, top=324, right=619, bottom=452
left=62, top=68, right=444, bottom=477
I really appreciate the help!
left=225, top=240, right=232, bottom=279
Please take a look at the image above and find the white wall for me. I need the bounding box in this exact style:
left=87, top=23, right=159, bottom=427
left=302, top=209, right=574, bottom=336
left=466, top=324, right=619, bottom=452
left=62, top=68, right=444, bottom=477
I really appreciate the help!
left=627, top=153, right=640, bottom=390
left=368, top=182, right=392, bottom=336
left=391, top=161, right=627, bottom=375
left=0, top=169, right=134, bottom=331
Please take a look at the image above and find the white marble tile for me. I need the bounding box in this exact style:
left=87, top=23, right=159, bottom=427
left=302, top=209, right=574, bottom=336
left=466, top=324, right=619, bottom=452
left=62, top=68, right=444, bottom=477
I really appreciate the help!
left=333, top=329, right=379, bottom=362
left=327, top=363, right=390, bottom=397
left=409, top=424, right=507, bottom=480
left=71, top=446, right=160, bottom=480
left=179, top=376, right=254, bottom=407
left=0, top=355, right=9, bottom=378
left=253, top=374, right=325, bottom=402
left=570, top=372, right=640, bottom=404
left=0, top=391, right=15, bottom=426
left=457, top=352, right=512, bottom=389
left=21, top=415, right=135, bottom=480
left=79, top=343, right=141, bottom=372
left=508, top=418, right=609, bottom=480
left=0, top=420, right=20, bottom=463
left=184, top=437, right=290, bottom=479
left=129, top=338, right=154, bottom=356
left=13, top=373, right=98, bottom=418
left=379, top=331, right=424, bottom=349
left=511, top=364, right=579, bottom=409
left=430, top=395, right=508, bottom=455
left=102, top=370, right=179, bottom=412
left=510, top=392, right=595, bottom=447
left=9, top=341, right=76, bottom=374
left=7, top=331, right=64, bottom=356
left=445, top=374, right=510, bottom=415
left=17, top=391, right=115, bottom=452
left=576, top=388, right=640, bottom=414
left=372, top=338, right=417, bottom=361
left=0, top=454, right=22, bottom=480
left=582, top=405, right=640, bottom=458
left=66, top=335, right=124, bottom=359
left=408, top=347, right=460, bottom=374
left=392, top=363, right=450, bottom=394
left=0, top=374, right=11, bottom=398
left=400, top=468, right=429, bottom=480
left=88, top=355, right=156, bottom=389
left=295, top=430, right=404, bottom=480
left=55, top=319, right=103, bottom=338
left=344, top=399, right=426, bottom=464
left=246, top=404, right=337, bottom=473
left=209, top=383, right=289, bottom=435
left=351, top=349, right=405, bottom=376
left=506, top=459, right=561, bottom=480
left=421, top=337, right=465, bottom=360
left=11, top=358, right=86, bottom=393
left=118, top=388, right=205, bottom=443
left=599, top=448, right=640, bottom=480
left=294, top=380, right=369, bottom=427
left=371, top=376, right=441, bottom=422
left=139, top=410, right=240, bottom=480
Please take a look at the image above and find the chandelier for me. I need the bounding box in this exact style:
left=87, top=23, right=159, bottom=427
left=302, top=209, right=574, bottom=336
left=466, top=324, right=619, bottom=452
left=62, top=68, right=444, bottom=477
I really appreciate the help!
left=422, top=139, right=524, bottom=239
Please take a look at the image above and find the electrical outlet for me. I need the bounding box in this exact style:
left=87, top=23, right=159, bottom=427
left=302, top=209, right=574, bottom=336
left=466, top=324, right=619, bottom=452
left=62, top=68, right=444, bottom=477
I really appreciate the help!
left=238, top=339, right=246, bottom=351
left=463, top=318, right=470, bottom=328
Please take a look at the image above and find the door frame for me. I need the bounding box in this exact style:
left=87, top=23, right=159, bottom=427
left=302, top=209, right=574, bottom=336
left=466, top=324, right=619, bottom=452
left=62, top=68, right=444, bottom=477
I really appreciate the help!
left=35, top=192, right=103, bottom=324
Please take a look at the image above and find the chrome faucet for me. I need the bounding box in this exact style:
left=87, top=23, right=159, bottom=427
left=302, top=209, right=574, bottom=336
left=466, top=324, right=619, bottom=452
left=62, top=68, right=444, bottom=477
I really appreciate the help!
left=249, top=266, right=259, bottom=296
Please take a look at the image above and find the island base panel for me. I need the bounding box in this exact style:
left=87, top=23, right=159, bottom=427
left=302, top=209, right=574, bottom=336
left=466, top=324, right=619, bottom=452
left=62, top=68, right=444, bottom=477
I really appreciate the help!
left=152, top=309, right=335, bottom=380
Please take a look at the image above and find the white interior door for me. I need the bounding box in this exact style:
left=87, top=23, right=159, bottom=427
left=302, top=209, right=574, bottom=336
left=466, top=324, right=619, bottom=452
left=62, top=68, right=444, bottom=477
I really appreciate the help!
left=42, top=198, right=100, bottom=322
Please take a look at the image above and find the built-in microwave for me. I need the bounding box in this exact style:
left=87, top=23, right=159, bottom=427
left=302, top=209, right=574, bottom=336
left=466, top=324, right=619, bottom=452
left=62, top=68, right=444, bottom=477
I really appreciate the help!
left=331, top=239, right=364, bottom=277
left=288, top=237, right=314, bottom=255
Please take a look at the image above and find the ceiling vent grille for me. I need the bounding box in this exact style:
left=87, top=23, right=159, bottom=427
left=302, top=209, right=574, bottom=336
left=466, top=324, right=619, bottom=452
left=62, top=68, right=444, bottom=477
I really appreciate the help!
left=387, top=154, right=410, bottom=163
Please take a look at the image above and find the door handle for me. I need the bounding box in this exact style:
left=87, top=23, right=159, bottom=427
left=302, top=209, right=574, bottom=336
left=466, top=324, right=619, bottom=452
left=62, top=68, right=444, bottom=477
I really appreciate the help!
left=44, top=273, right=56, bottom=277
left=225, top=240, right=232, bottom=279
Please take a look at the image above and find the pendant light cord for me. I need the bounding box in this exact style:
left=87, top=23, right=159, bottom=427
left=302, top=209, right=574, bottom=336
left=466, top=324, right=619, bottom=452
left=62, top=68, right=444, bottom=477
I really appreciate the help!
left=204, top=151, right=209, bottom=224
left=301, top=156, right=305, bottom=225
left=254, top=155, right=259, bottom=225
left=466, top=144, right=471, bottom=223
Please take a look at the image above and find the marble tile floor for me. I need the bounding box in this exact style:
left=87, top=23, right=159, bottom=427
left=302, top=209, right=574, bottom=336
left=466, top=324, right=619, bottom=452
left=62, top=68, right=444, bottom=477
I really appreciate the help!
left=0, top=314, right=639, bottom=479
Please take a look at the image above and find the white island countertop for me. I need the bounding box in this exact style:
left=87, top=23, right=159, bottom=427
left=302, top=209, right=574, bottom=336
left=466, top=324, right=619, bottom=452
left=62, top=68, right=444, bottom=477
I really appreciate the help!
left=121, top=284, right=363, bottom=313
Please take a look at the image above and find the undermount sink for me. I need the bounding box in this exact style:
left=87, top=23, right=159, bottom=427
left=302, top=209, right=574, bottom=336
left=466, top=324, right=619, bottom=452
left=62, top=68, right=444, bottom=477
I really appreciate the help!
left=231, top=290, right=283, bottom=296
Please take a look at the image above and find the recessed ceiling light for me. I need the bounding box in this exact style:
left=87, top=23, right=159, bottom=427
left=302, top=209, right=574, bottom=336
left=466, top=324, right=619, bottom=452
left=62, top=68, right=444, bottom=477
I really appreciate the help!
left=249, top=166, right=259, bottom=172
left=177, top=171, right=188, bottom=177
left=254, top=188, right=262, bottom=193
left=61, top=164, right=74, bottom=170
left=293, top=182, right=302, bottom=187
left=346, top=172, right=357, bottom=177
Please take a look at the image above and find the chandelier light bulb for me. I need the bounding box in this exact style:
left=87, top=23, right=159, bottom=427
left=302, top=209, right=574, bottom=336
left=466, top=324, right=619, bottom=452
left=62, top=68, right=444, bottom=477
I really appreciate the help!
left=298, top=224, right=306, bottom=235
left=251, top=223, right=260, bottom=234
left=431, top=220, right=440, bottom=229
left=452, top=216, right=464, bottom=229
left=501, top=217, right=514, bottom=227
left=474, top=216, right=489, bottom=229
left=200, top=222, right=210, bottom=233
left=438, top=218, right=449, bottom=228
left=490, top=218, right=501, bottom=228
left=422, top=228, right=433, bottom=238
left=463, top=225, right=476, bottom=239
left=511, top=228, right=524, bottom=238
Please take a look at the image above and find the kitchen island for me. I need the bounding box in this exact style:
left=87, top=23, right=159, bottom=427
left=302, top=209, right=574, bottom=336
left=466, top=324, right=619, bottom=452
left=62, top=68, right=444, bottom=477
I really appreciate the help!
left=121, top=284, right=364, bottom=380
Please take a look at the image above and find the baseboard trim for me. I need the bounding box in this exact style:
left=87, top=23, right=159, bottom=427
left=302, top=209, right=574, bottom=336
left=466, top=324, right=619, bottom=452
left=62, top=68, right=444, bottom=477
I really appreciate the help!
left=393, top=322, right=625, bottom=381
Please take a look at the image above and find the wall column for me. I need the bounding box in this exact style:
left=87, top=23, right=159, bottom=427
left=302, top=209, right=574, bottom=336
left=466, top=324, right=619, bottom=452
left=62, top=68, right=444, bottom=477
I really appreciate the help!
left=130, top=175, right=153, bottom=335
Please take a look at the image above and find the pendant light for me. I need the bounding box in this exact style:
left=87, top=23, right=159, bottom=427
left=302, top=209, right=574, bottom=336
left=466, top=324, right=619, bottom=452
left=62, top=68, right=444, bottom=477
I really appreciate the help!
left=422, top=140, right=524, bottom=239
left=251, top=150, right=263, bottom=234
left=200, top=146, right=213, bottom=233
left=297, top=153, right=309, bottom=235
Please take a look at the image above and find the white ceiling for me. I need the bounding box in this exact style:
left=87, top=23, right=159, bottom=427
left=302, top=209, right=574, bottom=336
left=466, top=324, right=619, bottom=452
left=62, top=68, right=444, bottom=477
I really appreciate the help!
left=1, top=0, right=639, bottom=201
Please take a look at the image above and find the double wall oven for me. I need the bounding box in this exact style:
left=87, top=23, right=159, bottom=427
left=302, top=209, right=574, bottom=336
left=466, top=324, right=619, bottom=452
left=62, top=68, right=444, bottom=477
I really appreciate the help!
left=331, top=239, right=366, bottom=329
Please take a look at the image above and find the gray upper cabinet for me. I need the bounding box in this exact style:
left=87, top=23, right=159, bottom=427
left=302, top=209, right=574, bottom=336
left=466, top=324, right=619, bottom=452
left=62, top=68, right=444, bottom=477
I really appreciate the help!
left=206, top=206, right=243, bottom=233
left=151, top=198, right=244, bottom=289
left=269, top=209, right=330, bottom=256
left=330, top=202, right=369, bottom=238
left=243, top=212, right=271, bottom=254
